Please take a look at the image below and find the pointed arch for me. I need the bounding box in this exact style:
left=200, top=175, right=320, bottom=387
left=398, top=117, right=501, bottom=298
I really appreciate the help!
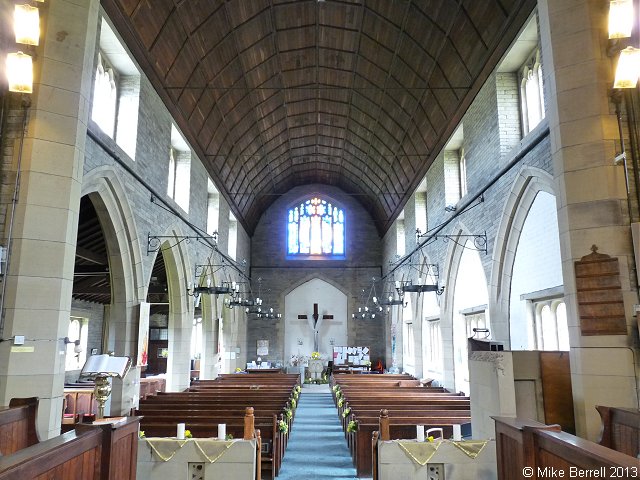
left=489, top=166, right=558, bottom=346
left=441, top=223, right=490, bottom=393
left=81, top=167, right=144, bottom=352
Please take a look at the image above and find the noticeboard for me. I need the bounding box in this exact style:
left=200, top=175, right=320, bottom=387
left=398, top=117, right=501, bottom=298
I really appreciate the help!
left=332, top=346, right=370, bottom=366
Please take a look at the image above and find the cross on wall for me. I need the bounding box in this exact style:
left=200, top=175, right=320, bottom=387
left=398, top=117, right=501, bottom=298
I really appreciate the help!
left=298, top=303, right=334, bottom=352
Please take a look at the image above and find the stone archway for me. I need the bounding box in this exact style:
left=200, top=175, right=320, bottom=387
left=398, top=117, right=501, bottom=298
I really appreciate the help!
left=284, top=278, right=348, bottom=363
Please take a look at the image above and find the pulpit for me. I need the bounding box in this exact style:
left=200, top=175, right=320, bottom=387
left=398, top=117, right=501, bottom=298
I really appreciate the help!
left=308, top=359, right=324, bottom=380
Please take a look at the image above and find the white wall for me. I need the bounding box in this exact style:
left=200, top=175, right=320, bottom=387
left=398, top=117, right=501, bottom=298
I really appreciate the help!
left=284, top=278, right=348, bottom=361
left=509, top=192, right=563, bottom=349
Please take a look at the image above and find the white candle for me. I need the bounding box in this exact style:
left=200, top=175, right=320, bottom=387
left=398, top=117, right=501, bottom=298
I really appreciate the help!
left=177, top=423, right=185, bottom=439
left=395, top=281, right=401, bottom=289
left=453, top=424, right=462, bottom=441
left=218, top=423, right=226, bottom=440
left=416, top=425, right=425, bottom=442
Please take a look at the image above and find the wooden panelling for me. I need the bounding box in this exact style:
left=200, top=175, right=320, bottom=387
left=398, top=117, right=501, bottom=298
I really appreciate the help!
left=574, top=246, right=628, bottom=335
left=100, top=0, right=537, bottom=234
left=540, top=352, right=575, bottom=434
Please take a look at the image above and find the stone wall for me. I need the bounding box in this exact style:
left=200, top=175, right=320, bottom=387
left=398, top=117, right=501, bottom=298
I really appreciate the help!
left=249, top=184, right=384, bottom=365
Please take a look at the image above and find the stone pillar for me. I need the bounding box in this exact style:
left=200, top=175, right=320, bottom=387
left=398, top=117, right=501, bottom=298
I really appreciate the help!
left=0, top=0, right=100, bottom=439
left=538, top=0, right=640, bottom=439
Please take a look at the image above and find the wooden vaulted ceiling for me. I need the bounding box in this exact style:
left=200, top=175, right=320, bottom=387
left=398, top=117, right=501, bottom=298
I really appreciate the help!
left=101, top=0, right=535, bottom=234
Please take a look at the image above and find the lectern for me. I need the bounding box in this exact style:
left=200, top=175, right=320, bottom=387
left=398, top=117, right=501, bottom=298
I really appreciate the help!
left=80, top=354, right=131, bottom=419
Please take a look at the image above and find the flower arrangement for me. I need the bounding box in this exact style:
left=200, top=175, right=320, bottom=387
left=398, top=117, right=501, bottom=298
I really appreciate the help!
left=283, top=407, right=293, bottom=419
left=295, top=385, right=302, bottom=394
left=278, top=420, right=288, bottom=434
left=347, top=420, right=358, bottom=433
left=342, top=407, right=351, bottom=418
left=184, top=429, right=193, bottom=438
left=139, top=430, right=145, bottom=438
left=310, top=351, right=321, bottom=360
left=235, top=367, right=243, bottom=373
left=427, top=435, right=435, bottom=442
left=290, top=397, right=297, bottom=409
left=332, top=385, right=339, bottom=392
left=226, top=433, right=233, bottom=440
left=338, top=398, right=344, bottom=408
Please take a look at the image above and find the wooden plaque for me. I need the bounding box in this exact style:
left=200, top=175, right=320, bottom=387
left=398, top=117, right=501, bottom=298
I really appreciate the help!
left=574, top=246, right=627, bottom=335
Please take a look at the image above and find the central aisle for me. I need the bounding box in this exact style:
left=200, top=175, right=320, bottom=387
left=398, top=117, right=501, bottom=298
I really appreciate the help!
left=277, top=386, right=358, bottom=480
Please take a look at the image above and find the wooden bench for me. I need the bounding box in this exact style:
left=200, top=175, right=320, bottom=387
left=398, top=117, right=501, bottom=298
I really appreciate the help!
left=0, top=398, right=39, bottom=456
left=0, top=416, right=139, bottom=479
left=332, top=375, right=471, bottom=477
left=596, top=405, right=640, bottom=457
left=350, top=410, right=471, bottom=477
left=62, top=387, right=97, bottom=431
left=493, top=416, right=639, bottom=480
left=138, top=373, right=299, bottom=479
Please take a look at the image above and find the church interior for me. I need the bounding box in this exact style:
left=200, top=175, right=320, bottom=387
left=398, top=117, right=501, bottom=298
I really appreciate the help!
left=0, top=0, right=639, bottom=478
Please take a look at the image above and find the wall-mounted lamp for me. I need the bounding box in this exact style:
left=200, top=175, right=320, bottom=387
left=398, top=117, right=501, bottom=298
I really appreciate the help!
left=608, top=0, right=639, bottom=89
left=63, top=336, right=82, bottom=354
left=6, top=52, right=33, bottom=93
left=609, top=0, right=634, bottom=39
left=14, top=4, right=40, bottom=46
left=613, top=46, right=640, bottom=88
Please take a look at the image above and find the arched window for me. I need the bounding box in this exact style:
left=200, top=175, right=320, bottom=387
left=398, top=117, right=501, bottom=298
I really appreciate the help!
left=520, top=50, right=545, bottom=135
left=91, top=53, right=117, bottom=137
left=287, top=197, right=345, bottom=257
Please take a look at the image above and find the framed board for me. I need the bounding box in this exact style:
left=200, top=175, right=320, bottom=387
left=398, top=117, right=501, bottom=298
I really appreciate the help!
left=332, top=346, right=370, bottom=366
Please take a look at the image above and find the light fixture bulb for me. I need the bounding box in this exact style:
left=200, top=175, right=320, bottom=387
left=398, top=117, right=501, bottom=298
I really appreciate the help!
left=14, top=4, right=40, bottom=46
left=608, top=0, right=634, bottom=39
left=6, top=52, right=33, bottom=93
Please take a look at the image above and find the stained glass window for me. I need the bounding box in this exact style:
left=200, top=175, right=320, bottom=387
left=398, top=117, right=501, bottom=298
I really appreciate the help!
left=287, top=197, right=345, bottom=256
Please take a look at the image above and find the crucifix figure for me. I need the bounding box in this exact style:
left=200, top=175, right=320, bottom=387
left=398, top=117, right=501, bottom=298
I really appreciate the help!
left=298, top=303, right=333, bottom=352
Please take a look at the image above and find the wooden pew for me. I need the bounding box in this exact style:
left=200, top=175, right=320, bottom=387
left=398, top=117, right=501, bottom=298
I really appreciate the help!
left=0, top=398, right=39, bottom=455
left=0, top=417, right=140, bottom=480
left=596, top=406, right=640, bottom=457
left=332, top=376, right=471, bottom=477
left=62, top=387, right=97, bottom=430
left=138, top=373, right=298, bottom=479
left=350, top=410, right=471, bottom=477
left=493, top=416, right=639, bottom=480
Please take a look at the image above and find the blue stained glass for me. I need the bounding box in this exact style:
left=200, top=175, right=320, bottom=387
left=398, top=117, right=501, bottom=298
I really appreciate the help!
left=334, top=223, right=344, bottom=254
left=299, top=216, right=311, bottom=254
left=288, top=222, right=298, bottom=253
left=286, top=196, right=345, bottom=257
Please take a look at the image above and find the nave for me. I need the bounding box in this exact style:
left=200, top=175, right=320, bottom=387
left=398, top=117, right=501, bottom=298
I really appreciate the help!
left=277, top=386, right=358, bottom=480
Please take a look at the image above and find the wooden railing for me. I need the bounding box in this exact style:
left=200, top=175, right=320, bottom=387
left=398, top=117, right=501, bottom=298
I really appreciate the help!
left=493, top=416, right=639, bottom=480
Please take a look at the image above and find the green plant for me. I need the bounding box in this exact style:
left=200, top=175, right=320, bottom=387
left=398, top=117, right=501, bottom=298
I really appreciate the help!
left=347, top=421, right=358, bottom=433
left=342, top=407, right=351, bottom=418
left=278, top=420, right=288, bottom=434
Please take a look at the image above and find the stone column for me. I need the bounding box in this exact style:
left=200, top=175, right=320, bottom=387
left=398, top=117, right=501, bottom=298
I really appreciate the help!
left=0, top=0, right=100, bottom=439
left=538, top=0, right=640, bottom=439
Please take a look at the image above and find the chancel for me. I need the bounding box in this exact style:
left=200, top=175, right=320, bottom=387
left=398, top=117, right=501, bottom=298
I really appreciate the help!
left=0, top=0, right=639, bottom=479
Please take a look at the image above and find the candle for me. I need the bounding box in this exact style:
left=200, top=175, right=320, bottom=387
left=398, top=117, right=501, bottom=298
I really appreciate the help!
left=416, top=425, right=425, bottom=442
left=395, top=281, right=401, bottom=289
left=177, top=423, right=185, bottom=439
left=218, top=423, right=226, bottom=440
left=453, top=424, right=462, bottom=441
